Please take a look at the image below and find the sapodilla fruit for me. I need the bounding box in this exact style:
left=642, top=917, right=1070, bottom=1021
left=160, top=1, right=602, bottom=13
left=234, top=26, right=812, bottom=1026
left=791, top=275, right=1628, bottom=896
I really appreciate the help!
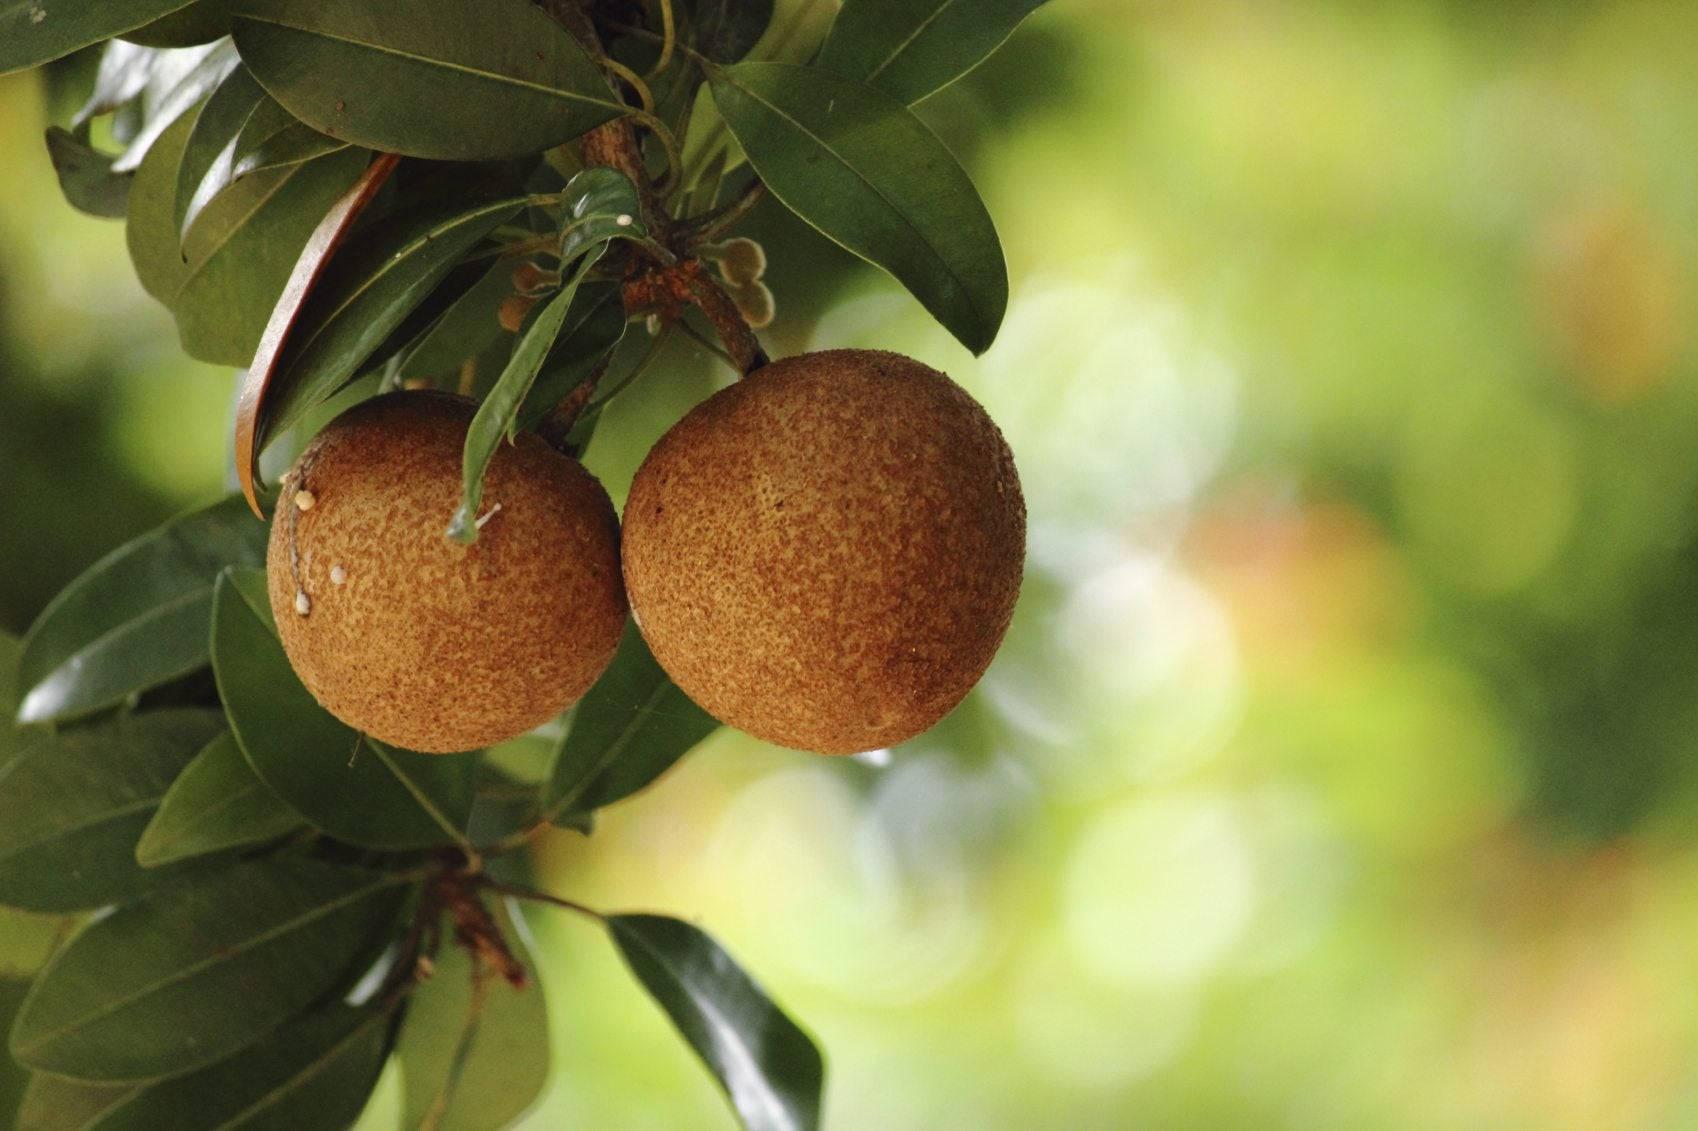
left=621, top=348, right=1024, bottom=755
left=266, top=390, right=627, bottom=753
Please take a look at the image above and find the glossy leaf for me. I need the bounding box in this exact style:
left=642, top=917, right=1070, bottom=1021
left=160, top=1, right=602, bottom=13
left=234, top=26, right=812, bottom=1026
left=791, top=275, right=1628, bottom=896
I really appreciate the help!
left=42, top=127, right=131, bottom=219
left=231, top=0, right=624, bottom=160
left=124, top=109, right=197, bottom=303
left=230, top=93, right=347, bottom=179
left=13, top=1072, right=134, bottom=1131
left=514, top=282, right=627, bottom=436
left=393, top=260, right=516, bottom=386
left=211, top=568, right=477, bottom=850
left=557, top=165, right=647, bottom=263
left=0, top=709, right=224, bottom=911
left=695, top=0, right=775, bottom=64
left=234, top=151, right=398, bottom=515
left=249, top=188, right=528, bottom=475
left=398, top=900, right=548, bottom=1131
left=544, top=622, right=719, bottom=822
left=38, top=1000, right=391, bottom=1130
left=816, top=0, right=1049, bottom=104
left=16, top=496, right=267, bottom=725
left=121, top=0, right=231, bottom=48
left=134, top=731, right=301, bottom=867
left=110, top=38, right=238, bottom=174
left=447, top=267, right=590, bottom=544
left=74, top=40, right=157, bottom=127
left=173, top=63, right=266, bottom=236
left=708, top=62, right=1006, bottom=354
left=609, top=914, right=823, bottom=1131
left=8, top=858, right=408, bottom=1081
left=0, top=0, right=198, bottom=76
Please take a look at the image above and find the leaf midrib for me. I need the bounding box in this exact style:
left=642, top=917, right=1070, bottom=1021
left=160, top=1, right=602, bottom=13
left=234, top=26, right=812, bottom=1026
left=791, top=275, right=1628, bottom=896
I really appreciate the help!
left=863, top=0, right=958, bottom=85
left=547, top=679, right=674, bottom=815
left=20, top=586, right=209, bottom=717
left=237, top=14, right=624, bottom=115
left=16, top=875, right=400, bottom=1055
left=712, top=68, right=983, bottom=332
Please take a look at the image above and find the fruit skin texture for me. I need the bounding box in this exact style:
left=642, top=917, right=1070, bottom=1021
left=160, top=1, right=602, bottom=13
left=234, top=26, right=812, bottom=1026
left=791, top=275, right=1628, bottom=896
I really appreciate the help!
left=266, top=390, right=627, bottom=753
left=622, top=349, right=1024, bottom=755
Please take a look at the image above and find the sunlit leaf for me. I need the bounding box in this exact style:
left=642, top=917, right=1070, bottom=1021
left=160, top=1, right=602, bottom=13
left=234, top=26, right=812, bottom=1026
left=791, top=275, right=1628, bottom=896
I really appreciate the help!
left=544, top=622, right=719, bottom=823
left=31, top=999, right=391, bottom=1130
left=8, top=858, right=409, bottom=1081
left=0, top=709, right=224, bottom=911
left=230, top=95, right=348, bottom=179
left=398, top=900, right=548, bottom=1131
left=110, top=38, right=238, bottom=174
left=43, top=127, right=132, bottom=218
left=608, top=914, right=823, bottom=1131
left=74, top=40, right=157, bottom=127
left=231, top=0, right=624, bottom=160
left=16, top=496, right=267, bottom=725
left=134, top=731, right=302, bottom=867
left=211, top=568, right=477, bottom=850
left=816, top=0, right=1049, bottom=104
left=708, top=62, right=1006, bottom=354
left=0, top=0, right=199, bottom=76
left=173, top=63, right=266, bottom=236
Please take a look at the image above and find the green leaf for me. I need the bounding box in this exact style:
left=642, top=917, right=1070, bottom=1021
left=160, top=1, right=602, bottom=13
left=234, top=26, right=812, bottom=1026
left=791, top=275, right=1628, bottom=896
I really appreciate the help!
left=392, top=259, right=516, bottom=387
left=0, top=907, right=71, bottom=979
left=173, top=63, right=266, bottom=237
left=694, top=0, right=775, bottom=64
left=14, top=1073, right=135, bottom=1131
left=0, top=709, right=225, bottom=912
left=557, top=165, right=647, bottom=262
left=35, top=1000, right=391, bottom=1130
left=816, top=0, right=1049, bottom=105
left=446, top=268, right=590, bottom=545
left=43, top=127, right=133, bottom=218
left=0, top=979, right=32, bottom=1127
left=0, top=0, right=198, bottom=76
left=110, top=38, right=238, bottom=174
left=121, top=0, right=231, bottom=48
left=16, top=496, right=267, bottom=725
left=229, top=94, right=348, bottom=180
left=608, top=914, right=823, bottom=1131
left=398, top=900, right=548, bottom=1131
left=514, top=282, right=627, bottom=435
left=211, top=568, right=477, bottom=851
left=7, top=858, right=409, bottom=1081
left=708, top=62, right=1007, bottom=355
left=230, top=0, right=624, bottom=160
left=125, top=108, right=197, bottom=303
left=74, top=40, right=157, bottom=127
left=544, top=622, right=718, bottom=822
left=253, top=189, right=528, bottom=460
left=135, top=731, right=302, bottom=867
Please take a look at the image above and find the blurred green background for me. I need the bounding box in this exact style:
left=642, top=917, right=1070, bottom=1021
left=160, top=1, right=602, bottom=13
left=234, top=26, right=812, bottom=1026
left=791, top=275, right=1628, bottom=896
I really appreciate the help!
left=6, top=1, right=1698, bottom=1128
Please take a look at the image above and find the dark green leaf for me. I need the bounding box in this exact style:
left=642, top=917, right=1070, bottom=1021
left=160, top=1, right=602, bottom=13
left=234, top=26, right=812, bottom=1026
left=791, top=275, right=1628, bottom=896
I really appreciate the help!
left=557, top=165, right=647, bottom=262
left=125, top=108, right=197, bottom=302
left=0, top=979, right=32, bottom=1128
left=708, top=62, right=1006, bottom=354
left=43, top=127, right=133, bottom=218
left=816, top=0, right=1049, bottom=104
left=447, top=267, right=591, bottom=545
left=544, top=622, right=718, bottom=822
left=695, top=0, right=774, bottom=64
left=609, top=914, right=823, bottom=1131
left=16, top=496, right=267, bottom=725
left=135, top=731, right=302, bottom=867
left=231, top=0, right=624, bottom=160
left=393, top=260, right=516, bottom=387
left=14, top=1071, right=135, bottom=1131
left=44, top=1000, right=390, bottom=1130
left=0, top=0, right=198, bottom=76
left=0, top=709, right=225, bottom=912
left=121, top=0, right=231, bottom=48
left=230, top=97, right=347, bottom=179
left=398, top=900, right=548, bottom=1131
left=110, top=38, right=238, bottom=174
left=253, top=189, right=528, bottom=459
left=211, top=568, right=477, bottom=850
left=515, top=282, right=627, bottom=435
left=173, top=63, right=265, bottom=236
left=8, top=858, right=408, bottom=1081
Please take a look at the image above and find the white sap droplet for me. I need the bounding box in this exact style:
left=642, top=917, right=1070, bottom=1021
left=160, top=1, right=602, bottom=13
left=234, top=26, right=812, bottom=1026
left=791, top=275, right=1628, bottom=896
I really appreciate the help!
left=615, top=214, right=633, bottom=227
left=474, top=502, right=503, bottom=529
left=330, top=564, right=348, bottom=585
left=294, top=591, right=311, bottom=616
left=293, top=489, right=316, bottom=511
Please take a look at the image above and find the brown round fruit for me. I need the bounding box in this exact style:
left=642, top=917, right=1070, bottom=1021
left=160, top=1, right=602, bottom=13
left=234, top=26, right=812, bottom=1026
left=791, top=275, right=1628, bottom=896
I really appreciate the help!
left=621, top=348, right=1025, bottom=755
left=266, top=390, right=627, bottom=753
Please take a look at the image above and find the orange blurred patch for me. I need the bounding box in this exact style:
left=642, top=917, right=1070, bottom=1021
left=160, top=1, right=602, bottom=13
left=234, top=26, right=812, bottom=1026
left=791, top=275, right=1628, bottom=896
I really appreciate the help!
left=1532, top=200, right=1687, bottom=404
